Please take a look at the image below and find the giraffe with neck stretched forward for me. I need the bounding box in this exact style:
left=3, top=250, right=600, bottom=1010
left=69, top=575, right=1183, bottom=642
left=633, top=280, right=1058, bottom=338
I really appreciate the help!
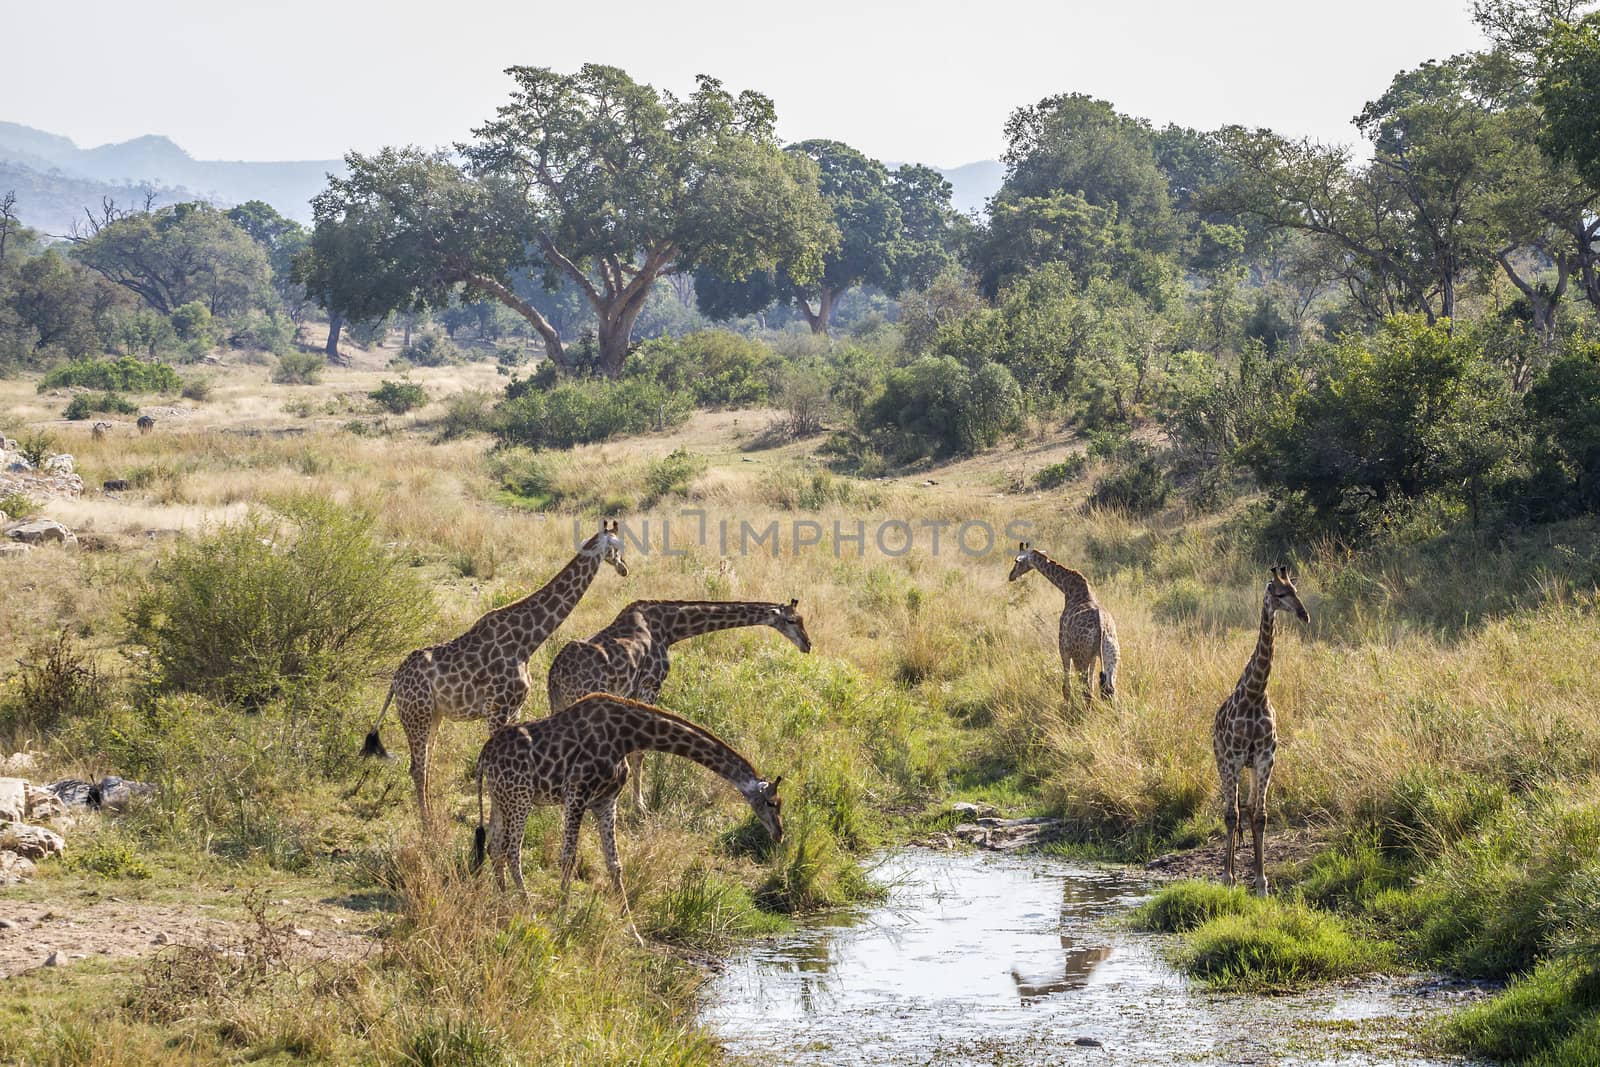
left=362, top=521, right=628, bottom=824
left=474, top=692, right=783, bottom=945
left=1008, top=543, right=1121, bottom=703
left=546, top=598, right=811, bottom=810
left=1214, top=565, right=1309, bottom=896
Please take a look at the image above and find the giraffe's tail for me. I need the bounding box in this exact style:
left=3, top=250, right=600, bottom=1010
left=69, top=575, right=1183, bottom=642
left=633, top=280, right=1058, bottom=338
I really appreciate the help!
left=471, top=759, right=487, bottom=872
left=1098, top=612, right=1120, bottom=699
left=361, top=686, right=395, bottom=760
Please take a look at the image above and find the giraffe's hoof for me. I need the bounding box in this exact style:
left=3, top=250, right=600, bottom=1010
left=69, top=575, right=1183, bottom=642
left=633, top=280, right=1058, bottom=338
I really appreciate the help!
left=1253, top=881, right=1271, bottom=898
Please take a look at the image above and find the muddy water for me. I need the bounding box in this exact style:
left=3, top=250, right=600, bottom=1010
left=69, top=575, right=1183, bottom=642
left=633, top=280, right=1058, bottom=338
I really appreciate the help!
left=704, top=850, right=1489, bottom=1066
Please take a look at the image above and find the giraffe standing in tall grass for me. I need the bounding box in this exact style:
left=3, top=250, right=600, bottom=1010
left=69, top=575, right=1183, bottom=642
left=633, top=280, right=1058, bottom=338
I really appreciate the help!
left=362, top=521, right=628, bottom=823
left=474, top=693, right=783, bottom=945
left=1213, top=565, right=1309, bottom=896
left=545, top=598, right=811, bottom=809
left=1008, top=543, right=1121, bottom=703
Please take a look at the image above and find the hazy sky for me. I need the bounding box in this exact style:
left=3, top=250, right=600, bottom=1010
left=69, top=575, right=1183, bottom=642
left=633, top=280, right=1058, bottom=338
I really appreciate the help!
left=7, top=0, right=1488, bottom=165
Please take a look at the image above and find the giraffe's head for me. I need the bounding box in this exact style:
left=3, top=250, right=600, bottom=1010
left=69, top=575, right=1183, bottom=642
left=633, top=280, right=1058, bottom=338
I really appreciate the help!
left=1266, top=565, right=1310, bottom=624
left=583, top=519, right=629, bottom=576
left=768, top=598, right=812, bottom=653
left=743, top=774, right=784, bottom=843
left=1008, top=541, right=1040, bottom=582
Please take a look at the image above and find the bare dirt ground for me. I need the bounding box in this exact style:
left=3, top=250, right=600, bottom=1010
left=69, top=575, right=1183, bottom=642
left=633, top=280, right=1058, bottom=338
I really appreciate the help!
left=0, top=893, right=381, bottom=979
left=1142, top=826, right=1331, bottom=882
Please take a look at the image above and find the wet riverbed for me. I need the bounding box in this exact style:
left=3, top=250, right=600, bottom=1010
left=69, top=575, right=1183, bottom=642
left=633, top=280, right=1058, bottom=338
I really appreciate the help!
left=704, top=849, right=1489, bottom=1066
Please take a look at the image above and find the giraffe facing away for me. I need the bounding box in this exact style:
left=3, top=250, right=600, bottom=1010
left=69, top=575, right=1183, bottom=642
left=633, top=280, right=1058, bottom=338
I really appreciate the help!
left=546, top=598, right=811, bottom=810
left=1008, top=543, right=1121, bottom=703
left=474, top=692, right=783, bottom=946
left=1213, top=565, right=1309, bottom=896
left=362, top=520, right=628, bottom=823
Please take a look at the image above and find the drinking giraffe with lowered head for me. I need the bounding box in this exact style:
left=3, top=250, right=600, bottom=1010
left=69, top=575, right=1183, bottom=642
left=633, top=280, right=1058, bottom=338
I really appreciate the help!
left=1214, top=565, right=1309, bottom=896
left=474, top=692, right=784, bottom=945
left=362, top=520, right=628, bottom=823
left=1008, top=542, right=1121, bottom=703
left=546, top=598, right=811, bottom=810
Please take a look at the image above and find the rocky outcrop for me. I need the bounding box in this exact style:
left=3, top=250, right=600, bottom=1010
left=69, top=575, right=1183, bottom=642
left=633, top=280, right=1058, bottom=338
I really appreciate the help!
left=0, top=778, right=24, bottom=823
left=5, top=519, right=76, bottom=546
left=0, top=823, right=64, bottom=860
left=0, top=851, right=35, bottom=886
left=0, top=450, right=86, bottom=500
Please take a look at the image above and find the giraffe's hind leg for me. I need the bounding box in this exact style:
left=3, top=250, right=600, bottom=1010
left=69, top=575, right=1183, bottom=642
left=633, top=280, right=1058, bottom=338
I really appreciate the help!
left=1248, top=753, right=1275, bottom=897
left=627, top=752, right=647, bottom=812
left=593, top=794, right=644, bottom=946
left=402, top=703, right=441, bottom=826
left=555, top=794, right=586, bottom=916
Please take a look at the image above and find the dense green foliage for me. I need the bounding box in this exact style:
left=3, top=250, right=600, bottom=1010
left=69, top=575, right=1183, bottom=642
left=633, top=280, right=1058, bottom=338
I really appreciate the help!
left=493, top=374, right=692, bottom=450
left=369, top=378, right=429, bottom=414
left=128, top=497, right=432, bottom=709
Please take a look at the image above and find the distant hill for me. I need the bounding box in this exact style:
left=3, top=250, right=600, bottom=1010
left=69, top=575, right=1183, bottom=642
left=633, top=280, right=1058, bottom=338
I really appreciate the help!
left=0, top=122, right=342, bottom=233
left=936, top=160, right=1004, bottom=216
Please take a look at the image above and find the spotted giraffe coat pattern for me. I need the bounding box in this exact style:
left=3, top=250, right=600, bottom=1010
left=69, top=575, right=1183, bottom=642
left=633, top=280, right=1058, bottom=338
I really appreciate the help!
left=363, top=521, right=628, bottom=823
left=1213, top=565, right=1309, bottom=896
left=1008, top=543, right=1121, bottom=701
left=546, top=599, right=810, bottom=809
left=474, top=693, right=783, bottom=944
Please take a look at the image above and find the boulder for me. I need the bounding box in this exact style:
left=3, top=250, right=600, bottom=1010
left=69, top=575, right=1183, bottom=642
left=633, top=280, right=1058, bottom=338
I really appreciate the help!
left=0, top=752, right=39, bottom=775
left=0, top=543, right=30, bottom=559
left=0, top=850, right=36, bottom=885
left=6, top=519, right=76, bottom=546
left=96, top=776, right=155, bottom=810
left=0, top=778, right=24, bottom=822
left=24, top=786, right=67, bottom=823
left=0, top=823, right=64, bottom=860
left=42, top=454, right=74, bottom=475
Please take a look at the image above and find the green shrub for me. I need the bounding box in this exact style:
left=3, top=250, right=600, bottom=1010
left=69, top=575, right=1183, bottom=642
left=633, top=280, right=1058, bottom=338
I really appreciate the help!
left=398, top=331, right=461, bottom=367
left=66, top=836, right=152, bottom=879
left=438, top=389, right=495, bottom=439
left=1033, top=454, right=1088, bottom=490
left=642, top=448, right=706, bottom=505
left=493, top=377, right=691, bottom=449
left=370, top=378, right=429, bottom=414
left=0, top=491, right=34, bottom=519
left=39, top=356, right=182, bottom=394
left=128, top=496, right=432, bottom=709
left=228, top=309, right=296, bottom=356
left=180, top=378, right=213, bottom=402
left=626, top=330, right=780, bottom=407
left=63, top=392, right=139, bottom=419
left=0, top=630, right=103, bottom=742
left=272, top=350, right=325, bottom=385
left=1090, top=454, right=1172, bottom=513
left=15, top=430, right=54, bottom=467
left=860, top=355, right=1022, bottom=459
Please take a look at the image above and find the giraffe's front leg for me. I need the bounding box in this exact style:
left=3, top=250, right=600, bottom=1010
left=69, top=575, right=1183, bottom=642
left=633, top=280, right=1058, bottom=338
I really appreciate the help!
left=1249, top=755, right=1274, bottom=897
left=593, top=794, right=644, bottom=947
left=1219, top=766, right=1240, bottom=888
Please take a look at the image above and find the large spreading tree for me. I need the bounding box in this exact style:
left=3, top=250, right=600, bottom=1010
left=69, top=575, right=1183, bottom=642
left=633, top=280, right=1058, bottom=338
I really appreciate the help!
left=695, top=139, right=957, bottom=335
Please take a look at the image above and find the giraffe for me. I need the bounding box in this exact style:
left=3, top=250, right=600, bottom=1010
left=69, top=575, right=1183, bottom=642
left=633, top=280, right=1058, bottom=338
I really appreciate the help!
left=546, top=598, right=810, bottom=811
left=474, top=692, right=783, bottom=945
left=1008, top=542, right=1121, bottom=703
left=362, top=520, right=628, bottom=823
left=1213, top=565, right=1309, bottom=896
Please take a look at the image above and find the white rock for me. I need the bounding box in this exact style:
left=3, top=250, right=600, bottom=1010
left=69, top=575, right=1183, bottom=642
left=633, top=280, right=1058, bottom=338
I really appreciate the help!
left=0, top=753, right=38, bottom=775
left=0, top=543, right=29, bottom=558
left=0, top=850, right=34, bottom=885
left=42, top=454, right=74, bottom=475
left=24, top=786, right=67, bottom=823
left=6, top=519, right=76, bottom=546
left=0, top=823, right=65, bottom=860
left=0, top=778, right=24, bottom=823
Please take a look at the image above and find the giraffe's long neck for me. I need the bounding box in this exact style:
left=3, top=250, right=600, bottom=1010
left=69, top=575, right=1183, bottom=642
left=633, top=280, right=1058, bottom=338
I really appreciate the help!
left=638, top=601, right=780, bottom=648
left=495, top=549, right=601, bottom=660
left=1034, top=554, right=1094, bottom=609
left=602, top=698, right=761, bottom=793
left=1235, top=597, right=1275, bottom=703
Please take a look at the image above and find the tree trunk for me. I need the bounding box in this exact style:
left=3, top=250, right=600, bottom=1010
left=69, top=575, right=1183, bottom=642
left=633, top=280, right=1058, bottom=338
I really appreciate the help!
left=403, top=313, right=414, bottom=348
left=464, top=273, right=568, bottom=371
left=596, top=290, right=651, bottom=377
left=324, top=312, right=347, bottom=364
left=797, top=287, right=836, bottom=336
